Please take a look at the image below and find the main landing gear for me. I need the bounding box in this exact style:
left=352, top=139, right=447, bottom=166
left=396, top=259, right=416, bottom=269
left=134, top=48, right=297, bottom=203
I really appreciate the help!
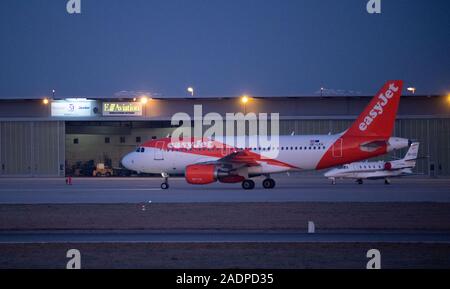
left=161, top=172, right=169, bottom=189
left=356, top=179, right=364, bottom=185
left=241, top=177, right=276, bottom=190
left=262, top=178, right=276, bottom=189
left=384, top=178, right=391, bottom=185
left=242, top=179, right=255, bottom=190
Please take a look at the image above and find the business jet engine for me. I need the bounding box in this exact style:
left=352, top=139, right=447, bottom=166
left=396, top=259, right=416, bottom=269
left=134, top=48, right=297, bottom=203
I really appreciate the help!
left=384, top=162, right=392, bottom=170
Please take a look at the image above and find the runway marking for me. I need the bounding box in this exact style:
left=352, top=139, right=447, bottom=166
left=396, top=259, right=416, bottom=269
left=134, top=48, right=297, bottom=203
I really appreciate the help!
left=1, top=231, right=449, bottom=244
left=0, top=188, right=162, bottom=192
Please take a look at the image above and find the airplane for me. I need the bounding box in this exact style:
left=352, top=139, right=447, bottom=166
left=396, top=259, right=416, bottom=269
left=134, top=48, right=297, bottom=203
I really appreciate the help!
left=121, top=80, right=411, bottom=190
left=324, top=142, right=420, bottom=185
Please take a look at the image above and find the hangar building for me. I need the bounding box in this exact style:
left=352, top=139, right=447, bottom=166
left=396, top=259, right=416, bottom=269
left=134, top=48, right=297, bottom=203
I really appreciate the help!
left=0, top=93, right=449, bottom=177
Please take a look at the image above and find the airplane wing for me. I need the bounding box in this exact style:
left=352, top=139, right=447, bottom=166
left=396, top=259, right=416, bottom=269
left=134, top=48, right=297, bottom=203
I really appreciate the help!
left=216, top=150, right=260, bottom=166
left=194, top=149, right=299, bottom=171
left=196, top=149, right=260, bottom=168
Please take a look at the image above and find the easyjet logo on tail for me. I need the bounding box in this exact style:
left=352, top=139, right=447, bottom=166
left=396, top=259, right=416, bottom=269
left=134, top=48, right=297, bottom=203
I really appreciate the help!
left=359, top=83, right=399, bottom=132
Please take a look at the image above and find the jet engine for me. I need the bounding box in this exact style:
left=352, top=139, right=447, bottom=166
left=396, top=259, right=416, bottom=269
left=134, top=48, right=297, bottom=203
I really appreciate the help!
left=185, top=164, right=217, bottom=184
left=185, top=164, right=244, bottom=185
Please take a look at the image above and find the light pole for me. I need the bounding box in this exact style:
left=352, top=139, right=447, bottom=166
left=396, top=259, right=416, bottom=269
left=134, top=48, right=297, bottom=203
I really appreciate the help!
left=241, top=95, right=249, bottom=114
left=187, top=87, right=194, bottom=97
left=140, top=96, right=149, bottom=104
left=407, top=87, right=416, bottom=94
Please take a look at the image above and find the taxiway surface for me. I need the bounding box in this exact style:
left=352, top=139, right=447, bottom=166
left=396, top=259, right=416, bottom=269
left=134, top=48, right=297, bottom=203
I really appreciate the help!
left=0, top=177, right=449, bottom=204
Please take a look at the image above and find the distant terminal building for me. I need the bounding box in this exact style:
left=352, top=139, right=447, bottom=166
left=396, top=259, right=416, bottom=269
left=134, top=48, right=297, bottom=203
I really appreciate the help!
left=0, top=93, right=449, bottom=177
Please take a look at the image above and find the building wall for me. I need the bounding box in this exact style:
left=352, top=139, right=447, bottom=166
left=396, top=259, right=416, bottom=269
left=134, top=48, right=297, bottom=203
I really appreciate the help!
left=1, top=95, right=449, bottom=177
left=0, top=121, right=65, bottom=177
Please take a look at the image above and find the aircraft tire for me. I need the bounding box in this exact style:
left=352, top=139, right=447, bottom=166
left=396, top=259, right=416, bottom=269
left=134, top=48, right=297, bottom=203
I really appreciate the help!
left=242, top=180, right=255, bottom=190
left=161, top=182, right=169, bottom=189
left=263, top=178, right=275, bottom=189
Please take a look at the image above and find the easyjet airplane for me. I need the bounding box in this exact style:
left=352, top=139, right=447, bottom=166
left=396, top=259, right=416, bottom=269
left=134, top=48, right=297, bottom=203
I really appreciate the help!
left=121, top=80, right=410, bottom=189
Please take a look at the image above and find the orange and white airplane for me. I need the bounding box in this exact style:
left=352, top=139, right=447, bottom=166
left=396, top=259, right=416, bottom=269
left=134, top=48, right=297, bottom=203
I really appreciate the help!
left=121, top=81, right=410, bottom=189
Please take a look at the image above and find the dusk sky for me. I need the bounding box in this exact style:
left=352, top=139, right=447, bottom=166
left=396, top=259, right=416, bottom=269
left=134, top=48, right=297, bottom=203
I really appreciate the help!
left=0, top=0, right=449, bottom=98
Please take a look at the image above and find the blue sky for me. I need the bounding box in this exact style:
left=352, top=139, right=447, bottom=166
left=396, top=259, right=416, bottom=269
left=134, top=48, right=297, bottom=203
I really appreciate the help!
left=0, top=0, right=449, bottom=98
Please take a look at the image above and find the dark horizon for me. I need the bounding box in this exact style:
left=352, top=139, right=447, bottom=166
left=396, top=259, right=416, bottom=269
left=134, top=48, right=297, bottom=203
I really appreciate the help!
left=0, top=0, right=449, bottom=98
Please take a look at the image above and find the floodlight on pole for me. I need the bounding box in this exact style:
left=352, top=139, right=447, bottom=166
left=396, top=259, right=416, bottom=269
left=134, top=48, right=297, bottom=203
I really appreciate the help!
left=187, top=87, right=194, bottom=97
left=407, top=87, right=416, bottom=94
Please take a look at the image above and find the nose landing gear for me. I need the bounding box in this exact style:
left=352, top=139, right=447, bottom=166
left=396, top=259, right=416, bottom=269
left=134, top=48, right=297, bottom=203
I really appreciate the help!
left=161, top=172, right=169, bottom=189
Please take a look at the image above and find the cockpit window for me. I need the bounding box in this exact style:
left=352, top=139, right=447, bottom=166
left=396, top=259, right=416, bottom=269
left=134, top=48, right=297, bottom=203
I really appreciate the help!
left=140, top=147, right=145, bottom=153
left=136, top=148, right=140, bottom=152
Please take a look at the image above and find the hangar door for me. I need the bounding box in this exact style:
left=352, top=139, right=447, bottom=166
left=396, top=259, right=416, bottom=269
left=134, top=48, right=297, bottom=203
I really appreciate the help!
left=0, top=121, right=65, bottom=177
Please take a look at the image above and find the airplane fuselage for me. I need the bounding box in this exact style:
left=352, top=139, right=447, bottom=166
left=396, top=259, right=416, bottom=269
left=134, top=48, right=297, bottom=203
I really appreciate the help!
left=122, top=135, right=409, bottom=176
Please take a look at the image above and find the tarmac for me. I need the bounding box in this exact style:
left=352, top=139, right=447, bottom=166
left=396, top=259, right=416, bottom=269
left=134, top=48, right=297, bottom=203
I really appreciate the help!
left=1, top=176, right=449, bottom=268
left=0, top=176, right=449, bottom=204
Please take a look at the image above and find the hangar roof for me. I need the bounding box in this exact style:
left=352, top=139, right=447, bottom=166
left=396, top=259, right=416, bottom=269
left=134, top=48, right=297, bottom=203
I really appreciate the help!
left=0, top=94, right=441, bottom=101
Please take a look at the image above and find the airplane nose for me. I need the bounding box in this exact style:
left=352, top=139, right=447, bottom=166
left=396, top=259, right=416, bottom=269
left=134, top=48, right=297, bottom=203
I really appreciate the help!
left=121, top=153, right=134, bottom=170
left=324, top=168, right=338, bottom=178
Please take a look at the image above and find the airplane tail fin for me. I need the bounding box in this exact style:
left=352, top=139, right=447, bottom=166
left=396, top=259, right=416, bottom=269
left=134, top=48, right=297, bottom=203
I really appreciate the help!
left=345, top=80, right=403, bottom=138
left=403, top=142, right=420, bottom=161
